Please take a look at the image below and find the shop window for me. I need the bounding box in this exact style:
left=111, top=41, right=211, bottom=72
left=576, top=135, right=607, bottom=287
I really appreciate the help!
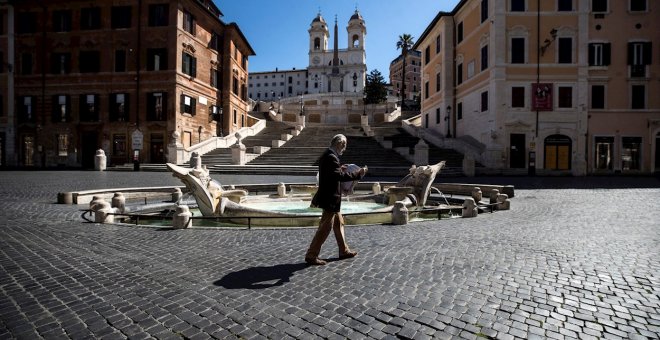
left=621, top=137, right=641, bottom=170
left=57, top=134, right=69, bottom=156
left=594, top=136, right=613, bottom=170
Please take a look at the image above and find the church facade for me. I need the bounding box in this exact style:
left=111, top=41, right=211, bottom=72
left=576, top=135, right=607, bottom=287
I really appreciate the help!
left=248, top=10, right=367, bottom=100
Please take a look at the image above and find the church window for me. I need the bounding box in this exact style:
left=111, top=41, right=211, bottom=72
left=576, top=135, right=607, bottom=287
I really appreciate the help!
left=314, top=38, right=320, bottom=50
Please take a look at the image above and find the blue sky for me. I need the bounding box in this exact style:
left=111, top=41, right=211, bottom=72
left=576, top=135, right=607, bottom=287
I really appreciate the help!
left=215, top=1, right=460, bottom=78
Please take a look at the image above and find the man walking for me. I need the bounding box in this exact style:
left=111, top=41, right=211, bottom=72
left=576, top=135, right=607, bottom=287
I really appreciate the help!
left=305, top=134, right=367, bottom=265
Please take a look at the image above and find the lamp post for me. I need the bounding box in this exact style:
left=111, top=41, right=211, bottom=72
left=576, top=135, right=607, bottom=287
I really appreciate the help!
left=299, top=94, right=304, bottom=116
left=445, top=105, right=452, bottom=138
left=277, top=96, right=281, bottom=114
left=363, top=90, right=367, bottom=116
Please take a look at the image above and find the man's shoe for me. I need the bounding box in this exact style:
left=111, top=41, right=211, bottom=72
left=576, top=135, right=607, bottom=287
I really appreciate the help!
left=338, top=251, right=357, bottom=260
left=305, top=257, right=327, bottom=265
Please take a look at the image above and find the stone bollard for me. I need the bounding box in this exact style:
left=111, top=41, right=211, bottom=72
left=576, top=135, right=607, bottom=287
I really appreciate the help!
left=57, top=192, right=73, bottom=204
left=94, top=200, right=115, bottom=223
left=172, top=188, right=183, bottom=202
left=111, top=192, right=126, bottom=213
left=391, top=201, right=409, bottom=225
left=471, top=187, right=482, bottom=203
left=462, top=198, right=478, bottom=218
left=372, top=182, right=381, bottom=195
left=90, top=195, right=104, bottom=211
left=277, top=183, right=287, bottom=197
left=94, top=149, right=107, bottom=171
left=496, top=194, right=510, bottom=210
left=490, top=189, right=499, bottom=204
left=173, top=205, right=192, bottom=229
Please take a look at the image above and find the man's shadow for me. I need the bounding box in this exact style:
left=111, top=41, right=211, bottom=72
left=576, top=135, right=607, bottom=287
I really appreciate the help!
left=213, top=263, right=308, bottom=289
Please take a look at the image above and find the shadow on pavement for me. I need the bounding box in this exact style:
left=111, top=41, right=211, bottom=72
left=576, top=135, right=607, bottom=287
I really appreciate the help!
left=214, top=263, right=308, bottom=289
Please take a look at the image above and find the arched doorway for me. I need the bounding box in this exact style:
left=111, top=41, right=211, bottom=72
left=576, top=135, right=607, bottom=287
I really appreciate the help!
left=544, top=134, right=571, bottom=170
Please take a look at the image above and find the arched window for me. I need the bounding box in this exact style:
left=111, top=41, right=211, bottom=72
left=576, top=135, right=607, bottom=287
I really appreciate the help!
left=314, top=38, right=320, bottom=50
left=352, top=34, right=359, bottom=48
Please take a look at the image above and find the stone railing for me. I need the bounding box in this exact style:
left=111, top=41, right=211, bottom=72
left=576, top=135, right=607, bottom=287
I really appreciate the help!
left=168, top=118, right=267, bottom=165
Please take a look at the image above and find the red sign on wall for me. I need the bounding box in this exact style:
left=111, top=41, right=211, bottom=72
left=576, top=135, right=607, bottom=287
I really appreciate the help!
left=532, top=83, right=553, bottom=111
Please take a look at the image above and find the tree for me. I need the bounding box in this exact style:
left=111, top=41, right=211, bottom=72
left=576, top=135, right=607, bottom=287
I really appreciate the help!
left=396, top=34, right=415, bottom=109
left=364, top=69, right=388, bottom=104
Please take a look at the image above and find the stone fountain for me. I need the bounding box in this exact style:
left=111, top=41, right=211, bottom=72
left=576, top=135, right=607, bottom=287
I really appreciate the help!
left=165, top=160, right=449, bottom=227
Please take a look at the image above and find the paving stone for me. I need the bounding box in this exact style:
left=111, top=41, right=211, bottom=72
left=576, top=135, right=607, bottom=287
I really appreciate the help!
left=1, top=173, right=659, bottom=340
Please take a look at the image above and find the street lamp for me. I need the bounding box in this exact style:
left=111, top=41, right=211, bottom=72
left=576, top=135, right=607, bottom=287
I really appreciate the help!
left=299, top=94, right=304, bottom=116
left=445, top=105, right=452, bottom=138
left=363, top=90, right=367, bottom=116
left=218, top=106, right=224, bottom=137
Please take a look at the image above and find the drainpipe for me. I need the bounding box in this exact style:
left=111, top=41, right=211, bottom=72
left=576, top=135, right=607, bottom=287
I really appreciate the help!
left=135, top=0, right=142, bottom=130
left=39, top=1, right=47, bottom=167
left=535, top=0, right=540, bottom=138
left=6, top=0, right=15, bottom=166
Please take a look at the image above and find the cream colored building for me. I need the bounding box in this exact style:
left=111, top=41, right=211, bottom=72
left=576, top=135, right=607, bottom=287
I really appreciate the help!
left=416, top=0, right=659, bottom=175
left=248, top=68, right=308, bottom=100
left=307, top=11, right=367, bottom=95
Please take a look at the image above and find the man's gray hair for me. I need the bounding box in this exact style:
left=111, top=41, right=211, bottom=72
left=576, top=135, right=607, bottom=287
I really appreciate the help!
left=330, top=134, right=347, bottom=147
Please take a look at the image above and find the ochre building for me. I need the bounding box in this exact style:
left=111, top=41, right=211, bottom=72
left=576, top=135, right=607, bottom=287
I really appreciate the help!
left=0, top=0, right=254, bottom=167
left=415, top=0, right=659, bottom=175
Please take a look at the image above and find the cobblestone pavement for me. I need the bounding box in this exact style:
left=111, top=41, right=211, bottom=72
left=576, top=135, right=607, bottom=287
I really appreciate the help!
left=1, top=171, right=659, bottom=340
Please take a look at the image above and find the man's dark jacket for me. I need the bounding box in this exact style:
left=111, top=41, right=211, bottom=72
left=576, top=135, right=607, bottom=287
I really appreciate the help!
left=313, top=148, right=363, bottom=212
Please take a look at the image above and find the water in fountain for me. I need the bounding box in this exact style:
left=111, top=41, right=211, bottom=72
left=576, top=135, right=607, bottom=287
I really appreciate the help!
left=430, top=187, right=459, bottom=218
